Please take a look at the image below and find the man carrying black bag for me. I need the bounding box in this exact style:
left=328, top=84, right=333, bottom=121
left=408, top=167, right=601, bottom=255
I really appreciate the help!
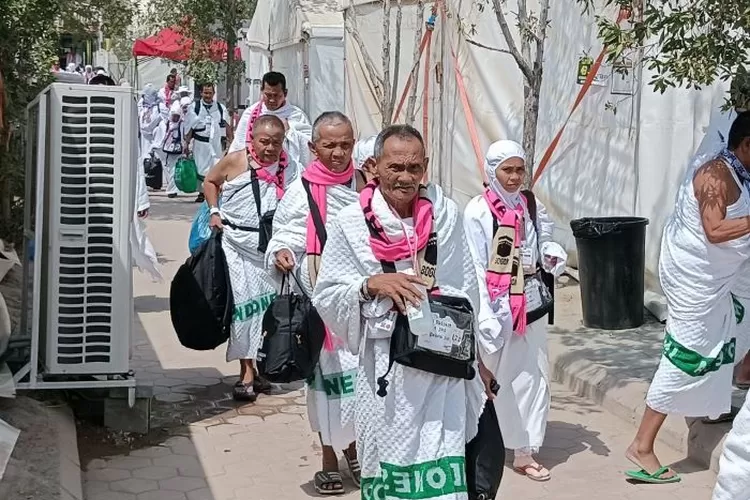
left=202, top=115, right=299, bottom=402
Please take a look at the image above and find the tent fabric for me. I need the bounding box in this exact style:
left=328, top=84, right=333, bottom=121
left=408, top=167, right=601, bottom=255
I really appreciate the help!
left=342, top=0, right=726, bottom=297
left=133, top=27, right=241, bottom=62
left=243, top=0, right=345, bottom=123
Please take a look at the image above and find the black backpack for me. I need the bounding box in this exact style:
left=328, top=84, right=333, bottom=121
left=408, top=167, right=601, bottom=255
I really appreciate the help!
left=169, top=230, right=234, bottom=350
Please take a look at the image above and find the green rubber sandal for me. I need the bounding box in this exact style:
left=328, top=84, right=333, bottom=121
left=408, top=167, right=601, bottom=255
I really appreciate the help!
left=625, top=466, right=681, bottom=484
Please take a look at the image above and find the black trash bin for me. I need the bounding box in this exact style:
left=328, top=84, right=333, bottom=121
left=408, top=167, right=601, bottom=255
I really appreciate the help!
left=570, top=217, right=649, bottom=330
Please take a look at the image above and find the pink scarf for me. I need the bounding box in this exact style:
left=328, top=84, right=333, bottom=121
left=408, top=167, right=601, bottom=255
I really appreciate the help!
left=360, top=181, right=434, bottom=262
left=302, top=159, right=355, bottom=351
left=483, top=188, right=528, bottom=334
left=245, top=101, right=288, bottom=199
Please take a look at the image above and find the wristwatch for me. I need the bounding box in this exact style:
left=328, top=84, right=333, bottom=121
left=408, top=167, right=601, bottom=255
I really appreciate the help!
left=209, top=206, right=220, bottom=216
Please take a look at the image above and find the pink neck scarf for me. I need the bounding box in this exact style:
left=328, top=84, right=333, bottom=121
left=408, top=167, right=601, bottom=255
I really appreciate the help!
left=302, top=159, right=354, bottom=351
left=245, top=101, right=288, bottom=199
left=483, top=188, right=528, bottom=335
left=360, top=182, right=432, bottom=262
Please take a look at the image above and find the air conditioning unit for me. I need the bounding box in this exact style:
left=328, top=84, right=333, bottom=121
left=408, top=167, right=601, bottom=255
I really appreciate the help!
left=21, top=83, right=137, bottom=378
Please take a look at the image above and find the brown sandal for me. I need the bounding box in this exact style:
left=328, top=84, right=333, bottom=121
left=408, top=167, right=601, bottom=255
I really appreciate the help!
left=513, top=463, right=551, bottom=482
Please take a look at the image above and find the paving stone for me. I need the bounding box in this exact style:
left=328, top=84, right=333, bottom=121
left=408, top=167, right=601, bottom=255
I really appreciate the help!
left=106, top=456, right=153, bottom=471
left=88, top=492, right=137, bottom=500
left=158, top=476, right=208, bottom=492
left=152, top=455, right=202, bottom=469
left=132, top=466, right=179, bottom=480
left=110, top=477, right=159, bottom=494
left=86, top=468, right=132, bottom=482
left=136, top=490, right=187, bottom=500
left=128, top=447, right=174, bottom=459
left=84, top=480, right=110, bottom=495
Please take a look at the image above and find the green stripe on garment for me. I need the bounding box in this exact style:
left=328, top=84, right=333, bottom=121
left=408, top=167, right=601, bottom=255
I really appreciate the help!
left=732, top=294, right=745, bottom=325
left=232, top=292, right=276, bottom=323
left=663, top=331, right=736, bottom=377
left=361, top=456, right=467, bottom=500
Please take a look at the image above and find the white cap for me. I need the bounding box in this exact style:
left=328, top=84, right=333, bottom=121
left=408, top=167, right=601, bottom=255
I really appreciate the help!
left=178, top=86, right=190, bottom=93
left=170, top=101, right=182, bottom=116
left=180, top=96, right=192, bottom=107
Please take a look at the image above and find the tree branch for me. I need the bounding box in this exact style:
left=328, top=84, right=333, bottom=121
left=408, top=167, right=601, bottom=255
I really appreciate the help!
left=344, top=13, right=384, bottom=104
left=465, top=38, right=512, bottom=55
left=390, top=0, right=403, bottom=123
left=382, top=0, right=392, bottom=126
left=406, top=0, right=425, bottom=125
left=490, top=0, right=533, bottom=84
left=534, top=0, right=551, bottom=78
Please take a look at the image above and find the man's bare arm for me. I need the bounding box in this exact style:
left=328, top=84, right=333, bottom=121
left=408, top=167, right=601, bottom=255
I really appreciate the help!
left=694, top=160, right=750, bottom=244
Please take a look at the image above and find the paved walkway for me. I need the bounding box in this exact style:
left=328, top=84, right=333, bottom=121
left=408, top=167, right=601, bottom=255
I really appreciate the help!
left=81, top=194, right=720, bottom=500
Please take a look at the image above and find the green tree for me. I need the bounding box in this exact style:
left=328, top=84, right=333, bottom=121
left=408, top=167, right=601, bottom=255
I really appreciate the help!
left=581, top=0, right=750, bottom=104
left=0, top=0, right=134, bottom=244
left=147, top=0, right=257, bottom=111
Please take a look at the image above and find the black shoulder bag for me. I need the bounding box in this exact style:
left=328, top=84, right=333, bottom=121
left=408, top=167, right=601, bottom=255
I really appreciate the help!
left=522, top=190, right=555, bottom=324
left=375, top=260, right=477, bottom=398
left=220, top=170, right=275, bottom=253
left=257, top=273, right=326, bottom=383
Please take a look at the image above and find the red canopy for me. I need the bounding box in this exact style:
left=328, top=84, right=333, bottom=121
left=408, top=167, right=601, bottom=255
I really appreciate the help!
left=132, top=27, right=241, bottom=62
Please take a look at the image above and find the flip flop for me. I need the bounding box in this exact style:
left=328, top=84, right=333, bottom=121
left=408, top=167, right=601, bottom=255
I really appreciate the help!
left=513, top=463, right=550, bottom=482
left=342, top=449, right=361, bottom=487
left=702, top=411, right=737, bottom=424
left=625, top=466, right=681, bottom=484
left=314, top=471, right=345, bottom=495
left=736, top=382, right=750, bottom=391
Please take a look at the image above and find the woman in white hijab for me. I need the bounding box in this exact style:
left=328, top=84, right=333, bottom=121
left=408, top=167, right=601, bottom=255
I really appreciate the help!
left=463, top=140, right=567, bottom=481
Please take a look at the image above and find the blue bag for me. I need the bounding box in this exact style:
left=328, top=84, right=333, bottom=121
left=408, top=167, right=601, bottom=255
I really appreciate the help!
left=189, top=202, right=212, bottom=254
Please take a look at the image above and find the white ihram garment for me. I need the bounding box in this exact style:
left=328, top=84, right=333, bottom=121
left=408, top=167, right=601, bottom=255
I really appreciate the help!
left=161, top=116, right=183, bottom=195
left=130, top=145, right=162, bottom=282
left=186, top=101, right=227, bottom=178
left=221, top=162, right=299, bottom=362
left=229, top=101, right=312, bottom=168
left=647, top=159, right=750, bottom=418
left=266, top=177, right=359, bottom=450
left=312, top=184, right=485, bottom=500
left=463, top=194, right=566, bottom=454
left=712, top=391, right=750, bottom=500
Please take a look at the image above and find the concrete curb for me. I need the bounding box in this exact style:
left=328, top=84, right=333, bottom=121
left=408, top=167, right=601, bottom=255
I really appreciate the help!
left=548, top=282, right=737, bottom=474
left=54, top=405, right=84, bottom=500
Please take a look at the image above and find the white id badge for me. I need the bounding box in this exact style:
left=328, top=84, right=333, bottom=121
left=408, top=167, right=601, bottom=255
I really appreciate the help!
left=521, top=247, right=534, bottom=272
left=374, top=310, right=397, bottom=333
left=525, top=279, right=543, bottom=311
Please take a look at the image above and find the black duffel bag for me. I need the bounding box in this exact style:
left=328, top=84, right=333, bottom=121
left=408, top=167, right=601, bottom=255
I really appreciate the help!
left=257, top=273, right=326, bottom=383
left=144, top=152, right=163, bottom=190
left=169, top=229, right=233, bottom=350
left=466, top=401, right=506, bottom=500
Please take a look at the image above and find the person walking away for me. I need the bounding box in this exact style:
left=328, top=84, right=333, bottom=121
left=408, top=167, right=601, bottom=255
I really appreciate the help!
left=626, top=112, right=750, bottom=484
left=712, top=391, right=750, bottom=499
left=203, top=115, right=299, bottom=402
left=353, top=135, right=377, bottom=183
left=184, top=83, right=233, bottom=203
left=161, top=102, right=184, bottom=198
left=463, top=140, right=567, bottom=482
left=267, top=112, right=362, bottom=494
left=158, top=73, right=178, bottom=106
left=83, top=64, right=94, bottom=83
left=312, top=125, right=489, bottom=500
left=138, top=85, right=165, bottom=188
left=229, top=71, right=312, bottom=168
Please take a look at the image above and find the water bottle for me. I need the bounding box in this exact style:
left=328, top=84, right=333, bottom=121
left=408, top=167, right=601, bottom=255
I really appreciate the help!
left=401, top=269, right=433, bottom=335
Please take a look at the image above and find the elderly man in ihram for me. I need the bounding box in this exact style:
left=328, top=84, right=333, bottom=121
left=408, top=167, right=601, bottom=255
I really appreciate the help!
left=312, top=124, right=486, bottom=500
left=266, top=111, right=363, bottom=495
left=203, top=114, right=299, bottom=402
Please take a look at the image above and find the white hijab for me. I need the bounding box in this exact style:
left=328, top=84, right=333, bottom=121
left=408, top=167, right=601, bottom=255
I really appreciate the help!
left=353, top=135, right=377, bottom=170
left=484, top=139, right=526, bottom=206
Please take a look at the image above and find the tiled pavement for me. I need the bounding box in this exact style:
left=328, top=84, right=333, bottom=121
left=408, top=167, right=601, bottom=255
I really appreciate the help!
left=80, top=194, right=720, bottom=499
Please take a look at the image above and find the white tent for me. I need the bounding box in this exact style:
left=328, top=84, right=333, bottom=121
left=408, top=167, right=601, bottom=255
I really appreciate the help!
left=342, top=0, right=729, bottom=307
left=245, top=0, right=345, bottom=120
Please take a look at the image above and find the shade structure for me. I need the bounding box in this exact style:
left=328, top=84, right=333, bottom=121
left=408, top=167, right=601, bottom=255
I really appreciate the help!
left=132, top=27, right=242, bottom=62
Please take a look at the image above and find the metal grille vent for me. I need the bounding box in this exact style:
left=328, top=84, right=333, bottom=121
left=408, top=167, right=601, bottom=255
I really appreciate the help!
left=56, top=94, right=117, bottom=366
